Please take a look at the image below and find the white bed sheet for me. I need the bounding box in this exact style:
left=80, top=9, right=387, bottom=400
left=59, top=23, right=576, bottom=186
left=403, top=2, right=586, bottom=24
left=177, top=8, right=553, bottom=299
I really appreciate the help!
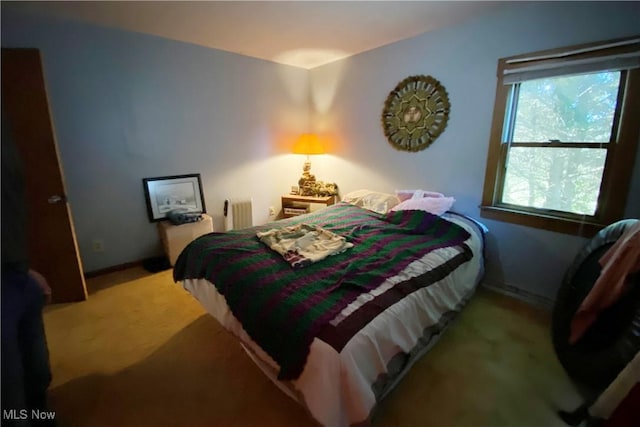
left=181, top=213, right=485, bottom=427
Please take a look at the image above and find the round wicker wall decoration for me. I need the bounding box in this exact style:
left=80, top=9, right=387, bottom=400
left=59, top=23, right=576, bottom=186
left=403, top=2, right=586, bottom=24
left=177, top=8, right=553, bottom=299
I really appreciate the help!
left=381, top=75, right=450, bottom=152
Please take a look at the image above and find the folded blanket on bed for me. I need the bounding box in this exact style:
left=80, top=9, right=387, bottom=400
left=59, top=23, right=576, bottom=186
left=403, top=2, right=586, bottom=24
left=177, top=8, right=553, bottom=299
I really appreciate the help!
left=257, top=224, right=353, bottom=268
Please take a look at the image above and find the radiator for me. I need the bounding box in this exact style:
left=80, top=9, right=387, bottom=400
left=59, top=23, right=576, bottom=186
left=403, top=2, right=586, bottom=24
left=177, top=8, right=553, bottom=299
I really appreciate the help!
left=224, top=198, right=254, bottom=230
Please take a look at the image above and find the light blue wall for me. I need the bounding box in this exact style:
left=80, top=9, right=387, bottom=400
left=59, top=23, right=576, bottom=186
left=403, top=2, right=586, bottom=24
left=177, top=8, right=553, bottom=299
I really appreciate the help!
left=309, top=1, right=640, bottom=304
left=2, top=9, right=310, bottom=272
left=3, top=2, right=638, bottom=303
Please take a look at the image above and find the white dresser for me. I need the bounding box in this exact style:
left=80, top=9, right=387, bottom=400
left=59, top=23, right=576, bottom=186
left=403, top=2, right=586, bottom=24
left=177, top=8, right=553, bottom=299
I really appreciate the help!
left=157, top=214, right=213, bottom=266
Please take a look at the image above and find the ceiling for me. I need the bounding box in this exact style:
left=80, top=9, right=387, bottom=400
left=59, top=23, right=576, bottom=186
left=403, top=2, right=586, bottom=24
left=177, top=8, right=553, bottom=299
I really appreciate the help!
left=4, top=1, right=504, bottom=69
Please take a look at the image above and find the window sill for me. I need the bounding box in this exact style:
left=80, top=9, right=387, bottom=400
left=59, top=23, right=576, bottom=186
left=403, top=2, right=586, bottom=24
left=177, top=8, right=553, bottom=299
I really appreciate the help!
left=479, top=206, right=605, bottom=237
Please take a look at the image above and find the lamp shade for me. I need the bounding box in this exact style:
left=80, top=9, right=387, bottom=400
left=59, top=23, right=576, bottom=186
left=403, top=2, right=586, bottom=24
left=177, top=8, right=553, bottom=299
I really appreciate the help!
left=293, top=133, right=324, bottom=155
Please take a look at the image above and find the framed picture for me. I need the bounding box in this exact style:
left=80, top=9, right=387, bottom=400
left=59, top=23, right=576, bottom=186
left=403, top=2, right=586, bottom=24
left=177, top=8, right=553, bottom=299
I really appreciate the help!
left=142, top=173, right=206, bottom=222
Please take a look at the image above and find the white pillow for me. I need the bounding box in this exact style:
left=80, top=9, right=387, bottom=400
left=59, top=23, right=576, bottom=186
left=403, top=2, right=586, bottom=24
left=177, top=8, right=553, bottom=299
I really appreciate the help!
left=395, top=189, right=445, bottom=202
left=389, top=196, right=455, bottom=216
left=342, top=189, right=400, bottom=214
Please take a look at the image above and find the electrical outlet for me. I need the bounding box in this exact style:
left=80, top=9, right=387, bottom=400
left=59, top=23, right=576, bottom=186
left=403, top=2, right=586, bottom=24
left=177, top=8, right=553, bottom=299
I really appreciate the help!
left=269, top=206, right=276, bottom=217
left=92, top=240, right=104, bottom=252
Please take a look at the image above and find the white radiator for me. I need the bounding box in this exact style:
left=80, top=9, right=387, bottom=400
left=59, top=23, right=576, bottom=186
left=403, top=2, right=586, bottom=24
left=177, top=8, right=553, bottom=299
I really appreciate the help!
left=224, top=198, right=254, bottom=230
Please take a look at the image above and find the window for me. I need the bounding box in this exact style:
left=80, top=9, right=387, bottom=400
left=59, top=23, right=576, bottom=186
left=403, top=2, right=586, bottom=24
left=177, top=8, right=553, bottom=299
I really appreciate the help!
left=481, top=37, right=640, bottom=236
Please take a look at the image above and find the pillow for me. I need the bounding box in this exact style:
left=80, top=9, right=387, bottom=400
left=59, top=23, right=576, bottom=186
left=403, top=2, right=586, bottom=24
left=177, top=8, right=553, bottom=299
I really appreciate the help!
left=389, top=196, right=455, bottom=216
left=395, top=189, right=445, bottom=202
left=342, top=189, right=400, bottom=214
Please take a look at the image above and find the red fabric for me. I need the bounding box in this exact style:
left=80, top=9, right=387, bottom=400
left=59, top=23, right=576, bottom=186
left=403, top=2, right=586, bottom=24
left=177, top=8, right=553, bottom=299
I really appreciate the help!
left=604, top=383, right=640, bottom=427
left=570, top=223, right=640, bottom=344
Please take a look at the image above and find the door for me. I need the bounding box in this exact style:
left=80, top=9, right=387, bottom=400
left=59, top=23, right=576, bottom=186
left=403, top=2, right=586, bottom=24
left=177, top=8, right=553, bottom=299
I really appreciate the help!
left=2, top=48, right=87, bottom=303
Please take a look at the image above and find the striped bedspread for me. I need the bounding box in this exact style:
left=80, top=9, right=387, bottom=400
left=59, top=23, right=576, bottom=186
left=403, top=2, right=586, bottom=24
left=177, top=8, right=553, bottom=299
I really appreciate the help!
left=173, top=202, right=471, bottom=380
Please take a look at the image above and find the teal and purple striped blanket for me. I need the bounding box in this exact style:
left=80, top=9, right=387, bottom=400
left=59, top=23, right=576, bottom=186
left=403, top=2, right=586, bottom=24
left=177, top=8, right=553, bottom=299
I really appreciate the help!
left=174, top=202, right=471, bottom=380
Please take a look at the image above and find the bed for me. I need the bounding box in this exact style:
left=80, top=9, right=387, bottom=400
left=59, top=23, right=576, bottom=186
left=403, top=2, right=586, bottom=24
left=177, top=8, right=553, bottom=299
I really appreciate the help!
left=173, top=199, right=486, bottom=427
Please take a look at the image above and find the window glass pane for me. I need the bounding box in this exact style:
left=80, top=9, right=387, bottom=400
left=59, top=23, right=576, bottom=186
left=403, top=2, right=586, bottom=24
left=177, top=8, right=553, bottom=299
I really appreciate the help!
left=502, top=147, right=606, bottom=215
left=512, top=72, right=620, bottom=143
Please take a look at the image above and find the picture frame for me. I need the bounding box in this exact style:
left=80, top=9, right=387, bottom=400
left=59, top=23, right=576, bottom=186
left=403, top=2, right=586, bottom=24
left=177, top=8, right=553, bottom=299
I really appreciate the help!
left=142, top=173, right=206, bottom=222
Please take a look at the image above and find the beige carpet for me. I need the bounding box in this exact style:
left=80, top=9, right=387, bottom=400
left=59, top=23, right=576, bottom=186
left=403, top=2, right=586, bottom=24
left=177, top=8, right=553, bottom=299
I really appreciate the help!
left=43, top=267, right=582, bottom=427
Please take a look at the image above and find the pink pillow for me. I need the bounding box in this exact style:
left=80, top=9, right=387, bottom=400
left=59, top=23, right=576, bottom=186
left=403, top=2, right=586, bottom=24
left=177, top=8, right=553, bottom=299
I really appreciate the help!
left=390, top=196, right=455, bottom=216
left=395, top=189, right=445, bottom=202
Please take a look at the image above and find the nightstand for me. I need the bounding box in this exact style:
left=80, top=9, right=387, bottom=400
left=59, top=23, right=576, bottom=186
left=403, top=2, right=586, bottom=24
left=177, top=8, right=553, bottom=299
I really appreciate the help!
left=281, top=195, right=336, bottom=218
left=157, top=214, right=213, bottom=266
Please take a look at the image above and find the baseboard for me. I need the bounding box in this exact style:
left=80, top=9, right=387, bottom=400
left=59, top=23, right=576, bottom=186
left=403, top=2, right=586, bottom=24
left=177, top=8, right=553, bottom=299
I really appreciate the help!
left=84, top=260, right=145, bottom=278
left=481, top=281, right=554, bottom=311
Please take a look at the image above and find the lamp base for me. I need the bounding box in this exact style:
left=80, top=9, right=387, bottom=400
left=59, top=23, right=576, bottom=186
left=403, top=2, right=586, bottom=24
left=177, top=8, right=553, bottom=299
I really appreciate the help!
left=298, top=160, right=316, bottom=193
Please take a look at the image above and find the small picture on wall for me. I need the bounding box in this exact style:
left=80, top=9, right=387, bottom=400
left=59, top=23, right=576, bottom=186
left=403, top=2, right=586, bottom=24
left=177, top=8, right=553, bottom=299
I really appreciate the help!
left=142, top=173, right=206, bottom=222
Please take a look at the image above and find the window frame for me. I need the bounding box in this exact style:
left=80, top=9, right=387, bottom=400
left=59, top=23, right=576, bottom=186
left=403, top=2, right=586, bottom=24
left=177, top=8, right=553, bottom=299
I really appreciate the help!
left=481, top=37, right=640, bottom=237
